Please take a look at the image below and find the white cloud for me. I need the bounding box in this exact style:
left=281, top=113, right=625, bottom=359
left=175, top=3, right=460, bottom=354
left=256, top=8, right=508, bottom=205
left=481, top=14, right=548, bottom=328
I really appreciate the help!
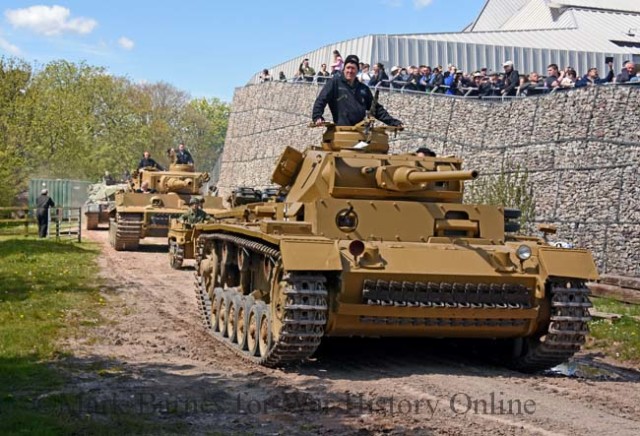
left=0, top=36, right=21, bottom=55
left=118, top=36, right=134, bottom=50
left=413, top=0, right=434, bottom=9
left=5, top=5, right=97, bottom=36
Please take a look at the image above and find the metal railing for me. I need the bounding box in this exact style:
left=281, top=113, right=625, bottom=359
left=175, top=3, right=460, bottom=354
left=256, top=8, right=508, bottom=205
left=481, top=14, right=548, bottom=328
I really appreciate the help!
left=254, top=75, right=640, bottom=101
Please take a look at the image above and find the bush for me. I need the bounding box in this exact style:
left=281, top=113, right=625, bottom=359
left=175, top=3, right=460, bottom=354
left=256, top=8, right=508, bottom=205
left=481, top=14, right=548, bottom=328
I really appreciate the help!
left=465, top=164, right=536, bottom=231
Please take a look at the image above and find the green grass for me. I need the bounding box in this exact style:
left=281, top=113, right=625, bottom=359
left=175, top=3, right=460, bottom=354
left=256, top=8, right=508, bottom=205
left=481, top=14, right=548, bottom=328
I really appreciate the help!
left=0, top=237, right=103, bottom=434
left=587, top=297, right=640, bottom=363
left=0, top=236, right=186, bottom=435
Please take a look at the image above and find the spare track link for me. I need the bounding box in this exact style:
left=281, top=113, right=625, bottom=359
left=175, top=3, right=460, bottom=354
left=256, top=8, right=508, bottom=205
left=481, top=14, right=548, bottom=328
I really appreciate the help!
left=513, top=280, right=592, bottom=372
left=194, top=233, right=328, bottom=367
left=111, top=213, right=142, bottom=250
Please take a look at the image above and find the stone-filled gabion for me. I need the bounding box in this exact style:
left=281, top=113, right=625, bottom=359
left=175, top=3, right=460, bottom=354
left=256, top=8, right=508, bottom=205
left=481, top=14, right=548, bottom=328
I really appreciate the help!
left=218, top=82, right=640, bottom=276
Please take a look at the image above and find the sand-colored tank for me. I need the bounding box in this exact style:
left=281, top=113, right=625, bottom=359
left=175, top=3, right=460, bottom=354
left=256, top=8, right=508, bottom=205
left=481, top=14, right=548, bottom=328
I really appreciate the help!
left=191, top=119, right=598, bottom=372
left=109, top=162, right=223, bottom=251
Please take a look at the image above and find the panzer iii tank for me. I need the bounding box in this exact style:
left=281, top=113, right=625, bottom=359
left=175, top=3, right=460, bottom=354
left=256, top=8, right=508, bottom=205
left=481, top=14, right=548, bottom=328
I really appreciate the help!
left=109, top=162, right=223, bottom=251
left=192, top=120, right=598, bottom=372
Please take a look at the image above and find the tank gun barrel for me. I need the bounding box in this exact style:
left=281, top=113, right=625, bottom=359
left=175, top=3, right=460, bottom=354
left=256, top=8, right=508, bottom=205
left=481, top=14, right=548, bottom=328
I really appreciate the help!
left=162, top=176, right=193, bottom=191
left=405, top=169, right=478, bottom=183
left=376, top=166, right=479, bottom=192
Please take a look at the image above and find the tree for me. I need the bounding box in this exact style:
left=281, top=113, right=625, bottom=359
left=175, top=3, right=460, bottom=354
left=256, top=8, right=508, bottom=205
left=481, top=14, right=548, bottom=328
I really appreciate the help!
left=0, top=57, right=229, bottom=205
left=179, top=97, right=230, bottom=172
left=0, top=57, right=32, bottom=205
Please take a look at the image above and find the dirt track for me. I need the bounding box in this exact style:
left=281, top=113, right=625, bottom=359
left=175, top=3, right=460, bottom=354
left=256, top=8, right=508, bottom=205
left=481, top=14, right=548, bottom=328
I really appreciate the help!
left=66, top=229, right=640, bottom=435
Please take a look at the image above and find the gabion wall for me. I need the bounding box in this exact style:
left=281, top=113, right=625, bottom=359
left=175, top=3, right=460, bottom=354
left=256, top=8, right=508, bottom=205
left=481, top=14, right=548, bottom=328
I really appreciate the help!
left=218, top=82, right=640, bottom=276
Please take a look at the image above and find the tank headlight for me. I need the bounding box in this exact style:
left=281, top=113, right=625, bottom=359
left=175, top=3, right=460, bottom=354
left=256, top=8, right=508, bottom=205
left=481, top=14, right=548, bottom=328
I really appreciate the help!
left=348, top=240, right=365, bottom=258
left=516, top=245, right=532, bottom=261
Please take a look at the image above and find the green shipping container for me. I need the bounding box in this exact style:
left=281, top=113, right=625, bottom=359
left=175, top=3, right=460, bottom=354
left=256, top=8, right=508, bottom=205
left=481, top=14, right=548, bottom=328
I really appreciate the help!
left=29, top=179, right=92, bottom=218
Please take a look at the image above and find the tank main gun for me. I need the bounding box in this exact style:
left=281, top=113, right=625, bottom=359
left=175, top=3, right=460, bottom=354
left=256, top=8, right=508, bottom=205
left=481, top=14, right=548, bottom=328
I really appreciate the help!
left=159, top=176, right=194, bottom=192
left=374, top=165, right=479, bottom=192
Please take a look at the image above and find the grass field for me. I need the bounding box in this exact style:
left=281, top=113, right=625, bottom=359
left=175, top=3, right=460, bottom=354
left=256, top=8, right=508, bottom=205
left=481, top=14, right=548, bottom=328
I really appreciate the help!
left=588, top=297, right=640, bottom=363
left=0, top=237, right=105, bottom=433
left=0, top=236, right=185, bottom=435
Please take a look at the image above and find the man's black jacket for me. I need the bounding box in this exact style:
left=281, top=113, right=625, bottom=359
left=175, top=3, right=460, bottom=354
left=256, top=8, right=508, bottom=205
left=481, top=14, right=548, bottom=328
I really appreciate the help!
left=138, top=158, right=163, bottom=170
left=312, top=75, right=401, bottom=126
left=36, top=194, right=54, bottom=213
left=176, top=150, right=194, bottom=165
left=502, top=68, right=520, bottom=95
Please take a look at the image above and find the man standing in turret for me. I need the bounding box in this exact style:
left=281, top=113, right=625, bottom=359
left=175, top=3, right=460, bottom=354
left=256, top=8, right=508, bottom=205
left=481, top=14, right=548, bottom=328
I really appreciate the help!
left=36, top=188, right=55, bottom=238
left=138, top=151, right=164, bottom=170
left=175, top=143, right=194, bottom=165
left=312, top=54, right=403, bottom=127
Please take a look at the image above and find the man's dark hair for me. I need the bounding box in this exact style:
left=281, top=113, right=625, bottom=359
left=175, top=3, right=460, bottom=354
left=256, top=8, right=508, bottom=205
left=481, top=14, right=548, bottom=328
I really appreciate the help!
left=415, top=147, right=436, bottom=157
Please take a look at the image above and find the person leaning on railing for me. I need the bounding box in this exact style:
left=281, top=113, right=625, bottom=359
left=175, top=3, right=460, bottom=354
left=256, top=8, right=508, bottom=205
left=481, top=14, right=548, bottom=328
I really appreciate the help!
left=36, top=189, right=55, bottom=238
left=316, top=63, right=331, bottom=84
left=575, top=61, right=614, bottom=88
left=501, top=61, right=520, bottom=96
left=615, top=60, right=636, bottom=84
left=368, top=63, right=389, bottom=88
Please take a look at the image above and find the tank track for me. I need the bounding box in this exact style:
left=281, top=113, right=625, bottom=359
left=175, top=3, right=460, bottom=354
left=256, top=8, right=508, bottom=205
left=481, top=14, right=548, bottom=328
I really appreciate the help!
left=168, top=241, right=184, bottom=269
left=109, top=213, right=142, bottom=251
left=509, top=280, right=592, bottom=372
left=194, top=233, right=328, bottom=367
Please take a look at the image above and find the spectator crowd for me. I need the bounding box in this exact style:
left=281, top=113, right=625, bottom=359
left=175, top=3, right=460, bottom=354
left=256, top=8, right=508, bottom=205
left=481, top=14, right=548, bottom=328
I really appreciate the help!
left=258, top=52, right=640, bottom=98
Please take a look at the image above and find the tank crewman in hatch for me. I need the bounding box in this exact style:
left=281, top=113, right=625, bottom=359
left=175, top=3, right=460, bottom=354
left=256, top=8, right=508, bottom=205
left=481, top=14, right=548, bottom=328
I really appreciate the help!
left=138, top=151, right=164, bottom=170
left=175, top=143, right=194, bottom=165
left=312, top=54, right=403, bottom=127
left=179, top=197, right=210, bottom=225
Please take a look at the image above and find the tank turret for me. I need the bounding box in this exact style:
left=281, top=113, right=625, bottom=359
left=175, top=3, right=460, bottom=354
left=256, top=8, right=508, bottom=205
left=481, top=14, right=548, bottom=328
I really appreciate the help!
left=131, top=165, right=209, bottom=195
left=271, top=119, right=478, bottom=204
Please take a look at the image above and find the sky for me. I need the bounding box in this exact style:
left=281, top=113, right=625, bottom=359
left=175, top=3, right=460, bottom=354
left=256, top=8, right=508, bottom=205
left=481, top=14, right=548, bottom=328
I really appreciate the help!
left=0, top=0, right=486, bottom=102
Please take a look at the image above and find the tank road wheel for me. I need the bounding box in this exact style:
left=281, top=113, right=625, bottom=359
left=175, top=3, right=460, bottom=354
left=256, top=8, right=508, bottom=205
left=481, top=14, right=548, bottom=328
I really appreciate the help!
left=247, top=302, right=264, bottom=357
left=507, top=280, right=592, bottom=373
left=258, top=307, right=273, bottom=358
left=269, top=265, right=286, bottom=345
left=227, top=293, right=242, bottom=344
left=236, top=296, right=254, bottom=350
left=211, top=288, right=224, bottom=334
left=169, top=240, right=184, bottom=269
left=219, top=291, right=233, bottom=338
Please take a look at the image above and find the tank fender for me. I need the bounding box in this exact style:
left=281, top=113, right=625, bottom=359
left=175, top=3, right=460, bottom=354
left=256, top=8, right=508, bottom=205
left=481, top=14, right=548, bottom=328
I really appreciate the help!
left=537, top=247, right=599, bottom=281
left=280, top=239, right=342, bottom=271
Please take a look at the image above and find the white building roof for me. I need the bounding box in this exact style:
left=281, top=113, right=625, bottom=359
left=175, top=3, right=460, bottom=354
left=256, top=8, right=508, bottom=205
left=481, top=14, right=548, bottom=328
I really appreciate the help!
left=252, top=0, right=640, bottom=84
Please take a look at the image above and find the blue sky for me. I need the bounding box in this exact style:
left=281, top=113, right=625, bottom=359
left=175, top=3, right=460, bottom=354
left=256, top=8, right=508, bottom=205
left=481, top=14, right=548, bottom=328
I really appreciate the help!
left=0, top=0, right=486, bottom=101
